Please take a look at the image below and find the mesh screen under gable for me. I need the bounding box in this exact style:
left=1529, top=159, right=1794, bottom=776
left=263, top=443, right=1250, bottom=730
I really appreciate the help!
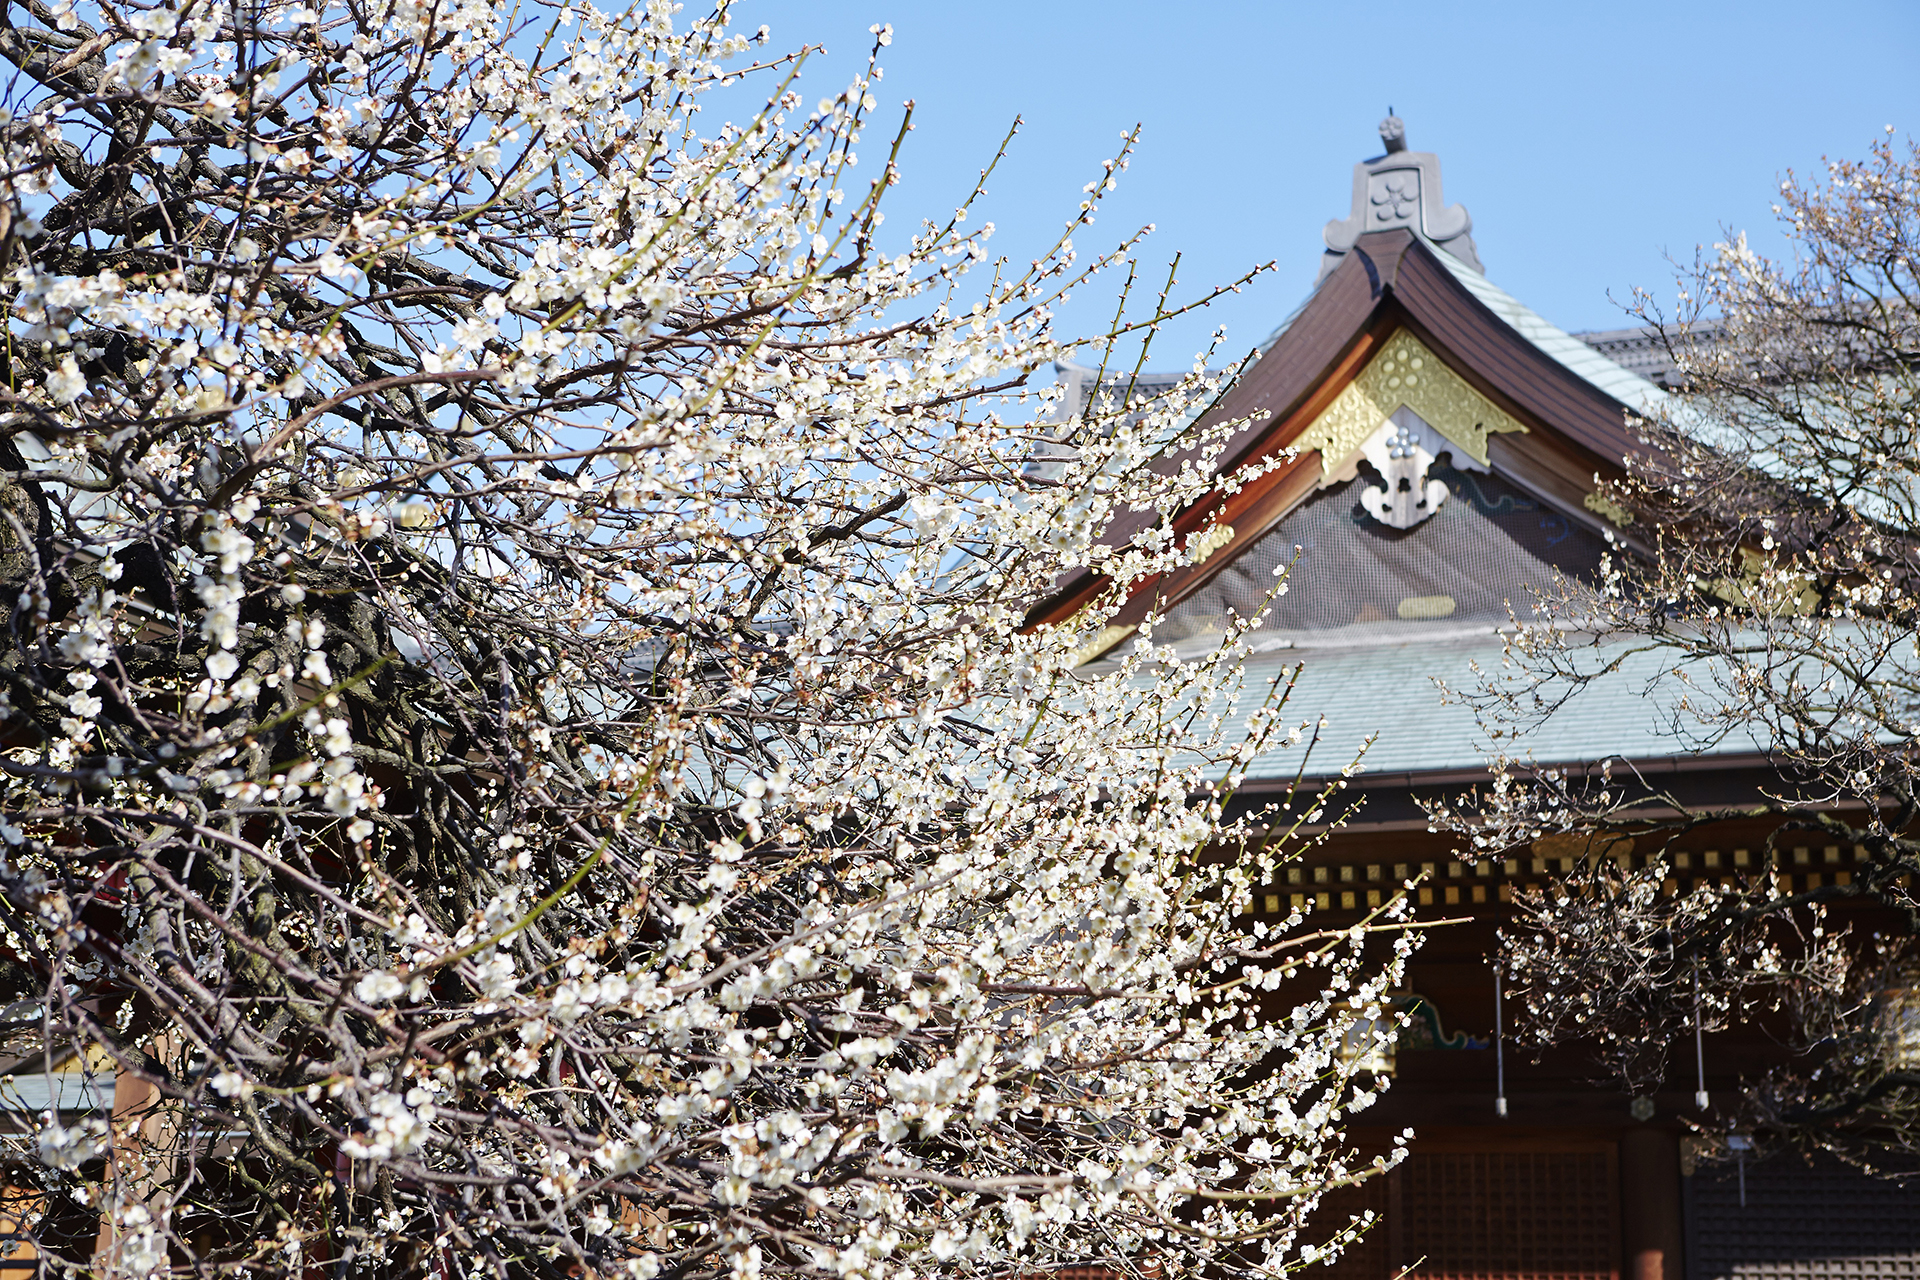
left=1155, top=465, right=1608, bottom=646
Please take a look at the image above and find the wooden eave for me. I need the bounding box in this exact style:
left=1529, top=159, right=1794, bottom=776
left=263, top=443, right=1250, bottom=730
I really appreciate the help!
left=1025, top=229, right=1649, bottom=632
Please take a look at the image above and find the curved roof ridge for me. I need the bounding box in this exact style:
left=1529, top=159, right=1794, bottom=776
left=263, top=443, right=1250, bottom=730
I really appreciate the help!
left=1430, top=251, right=1669, bottom=418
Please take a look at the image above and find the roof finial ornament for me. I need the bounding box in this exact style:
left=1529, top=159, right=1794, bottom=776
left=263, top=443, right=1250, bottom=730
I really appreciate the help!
left=1318, top=114, right=1482, bottom=282
left=1381, top=111, right=1407, bottom=154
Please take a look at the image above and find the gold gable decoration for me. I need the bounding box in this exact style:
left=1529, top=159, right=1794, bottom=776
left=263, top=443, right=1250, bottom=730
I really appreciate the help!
left=1296, top=329, right=1527, bottom=476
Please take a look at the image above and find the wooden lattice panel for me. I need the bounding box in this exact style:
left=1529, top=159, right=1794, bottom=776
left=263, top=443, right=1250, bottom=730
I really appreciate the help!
left=1302, top=1148, right=1618, bottom=1280
left=1686, top=1155, right=1920, bottom=1280
left=1398, top=1150, right=1618, bottom=1280
left=1300, top=1172, right=1393, bottom=1280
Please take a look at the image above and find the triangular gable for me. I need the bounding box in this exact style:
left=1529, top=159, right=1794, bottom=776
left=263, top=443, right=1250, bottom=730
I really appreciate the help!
left=1150, top=461, right=1614, bottom=655
left=1295, top=327, right=1527, bottom=476
left=1028, top=230, right=1654, bottom=648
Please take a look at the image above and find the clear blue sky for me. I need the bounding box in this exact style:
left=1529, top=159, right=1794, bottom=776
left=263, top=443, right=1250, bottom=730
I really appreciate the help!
left=733, top=0, right=1920, bottom=369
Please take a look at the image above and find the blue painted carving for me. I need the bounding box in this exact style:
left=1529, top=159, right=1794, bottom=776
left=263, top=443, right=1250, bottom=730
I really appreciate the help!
left=1392, top=993, right=1488, bottom=1051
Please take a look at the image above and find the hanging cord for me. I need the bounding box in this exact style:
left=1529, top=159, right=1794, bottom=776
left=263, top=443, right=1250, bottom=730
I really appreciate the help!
left=1493, top=943, right=1508, bottom=1118
left=1693, top=966, right=1710, bottom=1111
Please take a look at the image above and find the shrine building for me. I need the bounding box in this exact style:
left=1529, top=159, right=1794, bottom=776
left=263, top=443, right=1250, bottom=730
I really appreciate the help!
left=1029, top=117, right=1920, bottom=1280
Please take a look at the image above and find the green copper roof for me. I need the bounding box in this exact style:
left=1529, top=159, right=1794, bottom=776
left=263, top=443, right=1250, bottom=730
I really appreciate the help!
left=1184, top=629, right=1767, bottom=783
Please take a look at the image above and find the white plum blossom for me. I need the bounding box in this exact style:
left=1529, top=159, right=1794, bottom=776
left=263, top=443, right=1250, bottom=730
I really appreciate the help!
left=320, top=718, right=353, bottom=757
left=36, top=1116, right=107, bottom=1170
left=211, top=1069, right=254, bottom=1099
left=355, top=971, right=406, bottom=1004
left=340, top=1089, right=436, bottom=1161
left=108, top=1202, right=169, bottom=1280
left=45, top=355, right=85, bottom=404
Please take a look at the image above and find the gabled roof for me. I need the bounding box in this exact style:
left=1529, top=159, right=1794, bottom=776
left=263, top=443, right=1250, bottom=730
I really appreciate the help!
left=1038, top=124, right=1759, bottom=790
left=1148, top=459, right=1612, bottom=656
left=1028, top=229, right=1657, bottom=637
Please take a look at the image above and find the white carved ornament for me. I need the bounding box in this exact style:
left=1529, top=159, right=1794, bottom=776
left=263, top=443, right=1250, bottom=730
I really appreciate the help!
left=1293, top=328, right=1529, bottom=529
left=1359, top=411, right=1452, bottom=529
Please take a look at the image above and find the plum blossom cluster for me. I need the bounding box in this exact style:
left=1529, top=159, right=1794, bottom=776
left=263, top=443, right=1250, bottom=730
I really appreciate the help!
left=0, top=0, right=1408, bottom=1275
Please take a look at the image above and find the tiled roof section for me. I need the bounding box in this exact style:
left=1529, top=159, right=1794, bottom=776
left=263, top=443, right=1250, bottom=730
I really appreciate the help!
left=1176, top=631, right=1765, bottom=783
left=1048, top=363, right=1200, bottom=425
left=1025, top=362, right=1223, bottom=487
left=1569, top=324, right=1730, bottom=392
